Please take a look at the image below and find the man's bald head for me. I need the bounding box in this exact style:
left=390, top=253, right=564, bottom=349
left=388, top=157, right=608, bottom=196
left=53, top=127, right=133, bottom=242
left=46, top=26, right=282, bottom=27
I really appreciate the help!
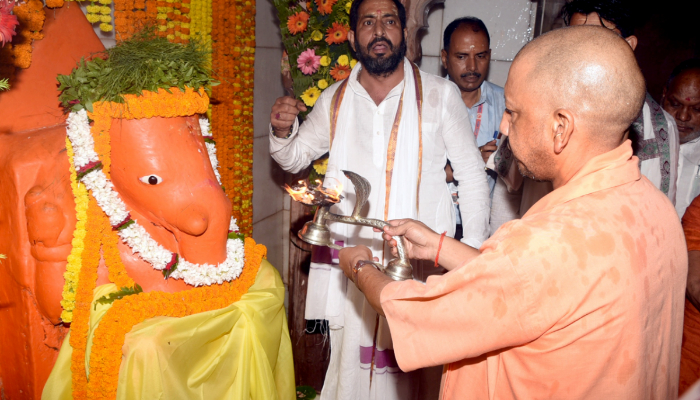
left=500, top=26, right=646, bottom=186
left=516, top=25, right=644, bottom=146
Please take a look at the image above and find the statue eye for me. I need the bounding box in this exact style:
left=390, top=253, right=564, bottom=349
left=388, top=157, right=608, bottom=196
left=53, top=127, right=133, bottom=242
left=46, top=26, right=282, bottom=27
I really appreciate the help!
left=139, top=175, right=163, bottom=185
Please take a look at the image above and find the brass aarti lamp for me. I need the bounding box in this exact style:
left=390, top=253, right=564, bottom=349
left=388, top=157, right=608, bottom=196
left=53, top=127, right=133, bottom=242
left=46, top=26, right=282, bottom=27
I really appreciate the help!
left=286, top=170, right=413, bottom=281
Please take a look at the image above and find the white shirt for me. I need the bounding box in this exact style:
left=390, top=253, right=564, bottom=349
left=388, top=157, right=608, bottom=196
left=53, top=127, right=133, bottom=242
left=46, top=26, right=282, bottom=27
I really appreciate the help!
left=675, top=137, right=700, bottom=217
left=270, top=60, right=490, bottom=248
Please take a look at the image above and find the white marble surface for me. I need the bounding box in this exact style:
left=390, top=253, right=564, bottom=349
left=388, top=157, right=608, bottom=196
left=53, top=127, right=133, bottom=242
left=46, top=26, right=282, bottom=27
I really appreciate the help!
left=419, top=55, right=442, bottom=77
left=252, top=3, right=290, bottom=284
left=256, top=0, right=284, bottom=49
left=421, top=4, right=444, bottom=57
left=252, top=135, right=286, bottom=224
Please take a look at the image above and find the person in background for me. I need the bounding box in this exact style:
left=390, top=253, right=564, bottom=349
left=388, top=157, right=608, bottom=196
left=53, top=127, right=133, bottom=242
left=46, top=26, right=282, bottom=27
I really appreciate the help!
left=339, top=25, right=686, bottom=399
left=441, top=17, right=505, bottom=239
left=268, top=0, right=489, bottom=398
left=490, top=0, right=680, bottom=233
left=663, top=59, right=700, bottom=217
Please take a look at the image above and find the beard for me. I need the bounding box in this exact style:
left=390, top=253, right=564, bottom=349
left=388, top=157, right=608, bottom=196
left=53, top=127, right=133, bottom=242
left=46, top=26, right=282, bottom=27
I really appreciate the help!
left=512, top=144, right=552, bottom=183
left=515, top=159, right=541, bottom=181
left=355, top=35, right=407, bottom=78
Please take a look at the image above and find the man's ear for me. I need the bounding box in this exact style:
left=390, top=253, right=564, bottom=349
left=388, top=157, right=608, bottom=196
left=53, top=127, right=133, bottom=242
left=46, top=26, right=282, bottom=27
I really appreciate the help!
left=624, top=35, right=638, bottom=51
left=441, top=49, right=448, bottom=70
left=348, top=30, right=356, bottom=52
left=552, top=108, right=574, bottom=154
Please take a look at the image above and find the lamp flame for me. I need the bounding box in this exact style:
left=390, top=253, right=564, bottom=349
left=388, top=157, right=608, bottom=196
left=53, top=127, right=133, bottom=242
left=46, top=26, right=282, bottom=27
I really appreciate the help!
left=284, top=180, right=343, bottom=205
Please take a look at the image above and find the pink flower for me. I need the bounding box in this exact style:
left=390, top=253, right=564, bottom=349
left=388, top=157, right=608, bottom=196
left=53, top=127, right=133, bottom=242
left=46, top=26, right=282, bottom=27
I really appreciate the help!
left=0, top=0, right=19, bottom=47
left=297, top=49, right=321, bottom=76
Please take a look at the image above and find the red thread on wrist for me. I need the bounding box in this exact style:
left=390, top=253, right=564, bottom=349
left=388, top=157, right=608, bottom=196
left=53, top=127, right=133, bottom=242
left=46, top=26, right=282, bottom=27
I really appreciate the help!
left=434, top=231, right=447, bottom=268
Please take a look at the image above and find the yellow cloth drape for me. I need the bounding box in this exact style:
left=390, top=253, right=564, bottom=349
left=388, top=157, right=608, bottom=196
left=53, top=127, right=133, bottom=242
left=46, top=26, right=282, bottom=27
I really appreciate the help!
left=43, top=260, right=295, bottom=399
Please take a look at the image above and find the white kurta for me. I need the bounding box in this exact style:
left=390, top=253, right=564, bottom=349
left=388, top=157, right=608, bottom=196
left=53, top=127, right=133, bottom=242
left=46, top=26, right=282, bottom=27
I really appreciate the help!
left=270, top=60, right=490, bottom=400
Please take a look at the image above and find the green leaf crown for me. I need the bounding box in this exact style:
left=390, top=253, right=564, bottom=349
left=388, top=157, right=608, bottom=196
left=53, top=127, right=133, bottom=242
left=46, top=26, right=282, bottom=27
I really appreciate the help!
left=57, top=32, right=217, bottom=113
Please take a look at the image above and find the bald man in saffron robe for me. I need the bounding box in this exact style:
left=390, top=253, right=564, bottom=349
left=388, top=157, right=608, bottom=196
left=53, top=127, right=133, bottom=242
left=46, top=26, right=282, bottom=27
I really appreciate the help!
left=336, top=26, right=687, bottom=399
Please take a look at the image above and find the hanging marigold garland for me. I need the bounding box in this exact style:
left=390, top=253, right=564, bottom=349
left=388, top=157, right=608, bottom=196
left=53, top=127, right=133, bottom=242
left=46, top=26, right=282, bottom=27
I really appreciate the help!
left=60, top=140, right=91, bottom=323
left=210, top=0, right=255, bottom=236
left=0, top=0, right=46, bottom=81
left=153, top=0, right=190, bottom=43
left=114, top=0, right=157, bottom=40
left=69, top=196, right=105, bottom=400
left=189, top=0, right=211, bottom=61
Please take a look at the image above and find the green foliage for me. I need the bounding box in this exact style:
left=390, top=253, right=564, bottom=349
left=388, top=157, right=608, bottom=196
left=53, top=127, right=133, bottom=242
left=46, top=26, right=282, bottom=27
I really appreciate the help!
left=227, top=231, right=245, bottom=241
left=94, top=284, right=143, bottom=309
left=273, top=0, right=355, bottom=114
left=296, top=386, right=317, bottom=399
left=57, top=32, right=217, bottom=113
left=0, top=78, right=9, bottom=91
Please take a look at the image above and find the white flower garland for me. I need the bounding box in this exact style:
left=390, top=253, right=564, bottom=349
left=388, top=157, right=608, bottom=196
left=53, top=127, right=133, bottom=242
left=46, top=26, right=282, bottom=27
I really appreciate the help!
left=199, top=117, right=222, bottom=184
left=65, top=110, right=244, bottom=287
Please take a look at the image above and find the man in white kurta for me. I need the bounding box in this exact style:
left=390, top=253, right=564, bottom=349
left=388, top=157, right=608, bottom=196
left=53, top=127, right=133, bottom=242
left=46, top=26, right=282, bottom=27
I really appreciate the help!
left=269, top=1, right=489, bottom=398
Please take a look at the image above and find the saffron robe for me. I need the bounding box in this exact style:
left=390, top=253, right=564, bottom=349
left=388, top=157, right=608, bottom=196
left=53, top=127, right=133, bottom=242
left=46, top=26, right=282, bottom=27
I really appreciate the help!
left=381, top=141, right=687, bottom=399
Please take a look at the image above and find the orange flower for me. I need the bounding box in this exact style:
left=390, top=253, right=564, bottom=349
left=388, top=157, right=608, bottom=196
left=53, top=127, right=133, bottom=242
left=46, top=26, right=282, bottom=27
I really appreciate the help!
left=325, top=21, right=348, bottom=45
left=314, top=0, right=336, bottom=15
left=286, top=11, right=308, bottom=35
left=330, top=64, right=350, bottom=81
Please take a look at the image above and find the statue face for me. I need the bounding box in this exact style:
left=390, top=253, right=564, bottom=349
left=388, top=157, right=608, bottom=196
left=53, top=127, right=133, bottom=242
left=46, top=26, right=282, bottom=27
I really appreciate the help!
left=109, top=115, right=231, bottom=265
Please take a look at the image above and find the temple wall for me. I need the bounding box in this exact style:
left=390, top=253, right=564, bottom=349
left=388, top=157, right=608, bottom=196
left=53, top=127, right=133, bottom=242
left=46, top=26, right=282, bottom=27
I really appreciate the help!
left=252, top=1, right=291, bottom=305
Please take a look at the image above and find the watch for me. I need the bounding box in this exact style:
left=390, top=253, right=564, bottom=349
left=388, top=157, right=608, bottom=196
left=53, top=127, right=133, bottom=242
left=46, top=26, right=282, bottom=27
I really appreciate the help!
left=352, top=260, right=381, bottom=284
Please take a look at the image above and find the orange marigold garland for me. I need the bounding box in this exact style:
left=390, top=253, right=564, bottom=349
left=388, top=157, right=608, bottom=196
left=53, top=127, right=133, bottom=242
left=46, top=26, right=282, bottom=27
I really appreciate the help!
left=153, top=0, right=190, bottom=43
left=210, top=0, right=255, bottom=236
left=114, top=0, right=157, bottom=41
left=69, top=197, right=106, bottom=400
left=86, top=237, right=265, bottom=400
left=0, top=0, right=45, bottom=81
